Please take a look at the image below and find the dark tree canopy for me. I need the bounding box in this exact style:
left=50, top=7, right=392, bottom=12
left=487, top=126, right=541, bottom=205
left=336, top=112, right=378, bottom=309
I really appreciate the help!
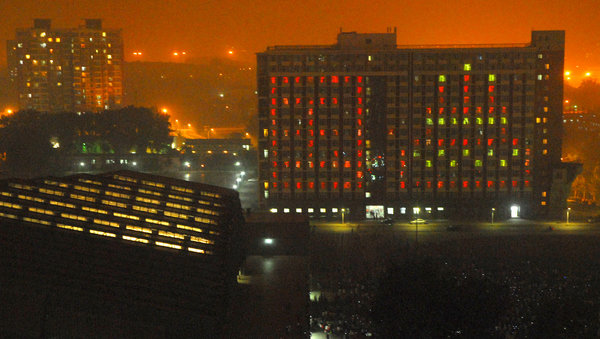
left=371, top=259, right=510, bottom=338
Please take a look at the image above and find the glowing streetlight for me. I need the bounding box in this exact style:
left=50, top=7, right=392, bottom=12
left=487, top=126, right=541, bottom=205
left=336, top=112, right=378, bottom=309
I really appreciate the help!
left=218, top=93, right=224, bottom=98
left=491, top=208, right=495, bottom=224
left=173, top=52, right=179, bottom=56
left=567, top=207, right=571, bottom=224
left=132, top=51, right=143, bottom=56
left=565, top=100, right=569, bottom=104
left=161, top=108, right=168, bottom=114
left=585, top=72, right=592, bottom=77
left=565, top=71, right=570, bottom=76
left=228, top=50, right=234, bottom=55
left=6, top=109, right=13, bottom=114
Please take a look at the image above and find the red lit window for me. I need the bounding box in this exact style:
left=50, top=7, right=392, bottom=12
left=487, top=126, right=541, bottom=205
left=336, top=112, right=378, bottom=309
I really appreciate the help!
left=489, top=85, right=495, bottom=92
left=270, top=77, right=276, bottom=84
left=451, top=107, right=457, bottom=114
left=415, top=181, right=421, bottom=188
left=308, top=140, right=314, bottom=147
left=358, top=150, right=363, bottom=157
left=320, top=161, right=325, bottom=168
left=332, top=130, right=339, bottom=136
left=476, top=138, right=481, bottom=145
left=271, top=98, right=277, bottom=105
left=333, top=182, right=339, bottom=189
left=272, top=140, right=277, bottom=146
left=307, top=76, right=314, bottom=83
left=487, top=181, right=494, bottom=188
left=502, top=106, right=507, bottom=114
left=464, top=96, right=470, bottom=104
left=271, top=108, right=276, bottom=116
left=488, top=138, right=494, bottom=146
left=296, top=129, right=300, bottom=135
left=309, top=161, right=314, bottom=168
left=464, top=75, right=470, bottom=82
left=489, top=96, right=495, bottom=103
left=295, top=77, right=300, bottom=83
left=357, top=140, right=363, bottom=146
left=439, top=86, right=444, bottom=93
left=321, top=182, right=327, bottom=189
left=439, top=107, right=445, bottom=114
left=400, top=150, right=406, bottom=156
left=344, top=161, right=351, bottom=168
left=357, top=108, right=363, bottom=115
left=331, top=76, right=339, bottom=83
left=476, top=107, right=482, bottom=114
left=525, top=180, right=530, bottom=187
left=320, top=98, right=326, bottom=105
left=308, top=108, right=313, bottom=115
left=512, top=181, right=518, bottom=187
left=388, top=129, right=394, bottom=135
left=320, top=77, right=325, bottom=83
left=272, top=172, right=277, bottom=178
left=272, top=119, right=276, bottom=125
left=400, top=160, right=406, bottom=167
left=284, top=161, right=289, bottom=168
left=271, top=87, right=276, bottom=94
left=463, top=181, right=469, bottom=188
left=400, top=182, right=406, bottom=189
left=414, top=139, right=420, bottom=145
left=344, top=182, right=351, bottom=189
left=283, top=77, right=289, bottom=83
left=463, top=85, right=469, bottom=93
left=426, top=181, right=432, bottom=189
left=295, top=161, right=301, bottom=168
left=357, top=161, right=363, bottom=167
left=272, top=182, right=277, bottom=188
left=512, top=138, right=519, bottom=146
left=309, top=182, right=314, bottom=189
left=438, top=139, right=444, bottom=146
left=463, top=139, right=468, bottom=146
left=333, top=150, right=339, bottom=157
left=439, top=97, right=445, bottom=104
left=332, top=98, right=338, bottom=105
left=357, top=129, right=362, bottom=136
left=284, top=182, right=289, bottom=189
left=344, top=76, right=350, bottom=83
left=450, top=181, right=456, bottom=188
left=357, top=76, right=363, bottom=83
left=357, top=119, right=362, bottom=126
left=357, top=98, right=363, bottom=105
left=463, top=107, right=469, bottom=114
left=308, top=119, right=313, bottom=126
left=283, top=98, right=289, bottom=105
left=357, top=182, right=363, bottom=188
left=489, top=107, right=495, bottom=114
left=450, top=139, right=456, bottom=146
left=272, top=161, right=277, bottom=167
left=438, top=181, right=444, bottom=189
left=309, top=99, right=314, bottom=105
left=309, top=130, right=314, bottom=137
left=296, top=182, right=302, bottom=189
left=320, top=129, right=325, bottom=136
left=475, top=181, right=481, bottom=188
left=356, top=171, right=363, bottom=178
left=357, top=87, right=363, bottom=94
left=296, top=98, right=301, bottom=104
left=426, top=107, right=432, bottom=114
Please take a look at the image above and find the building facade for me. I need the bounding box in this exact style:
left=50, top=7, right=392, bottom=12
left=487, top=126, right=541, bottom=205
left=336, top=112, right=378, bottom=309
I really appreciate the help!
left=7, top=19, right=123, bottom=113
left=257, top=30, right=567, bottom=219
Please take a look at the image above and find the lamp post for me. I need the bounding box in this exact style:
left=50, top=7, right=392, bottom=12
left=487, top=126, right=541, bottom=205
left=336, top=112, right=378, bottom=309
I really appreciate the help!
left=414, top=207, right=420, bottom=252
left=341, top=208, right=346, bottom=224
left=491, top=208, right=495, bottom=224
left=567, top=207, right=571, bottom=224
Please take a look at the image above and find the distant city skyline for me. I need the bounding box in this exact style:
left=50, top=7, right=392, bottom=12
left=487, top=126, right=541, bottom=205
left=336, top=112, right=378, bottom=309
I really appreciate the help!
left=1, top=0, right=600, bottom=85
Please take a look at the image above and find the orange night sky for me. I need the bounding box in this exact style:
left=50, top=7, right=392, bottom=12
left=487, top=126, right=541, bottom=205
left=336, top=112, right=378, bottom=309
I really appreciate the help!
left=1, top=0, right=599, bottom=82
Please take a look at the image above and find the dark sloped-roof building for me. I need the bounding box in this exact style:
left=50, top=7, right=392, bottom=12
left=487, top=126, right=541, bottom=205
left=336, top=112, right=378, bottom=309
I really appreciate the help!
left=0, top=170, right=243, bottom=337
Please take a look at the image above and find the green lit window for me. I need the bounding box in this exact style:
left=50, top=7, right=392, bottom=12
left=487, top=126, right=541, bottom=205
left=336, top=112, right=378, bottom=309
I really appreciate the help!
left=489, top=74, right=496, bottom=82
left=488, top=117, right=495, bottom=125
left=488, top=149, right=494, bottom=156
left=451, top=118, right=458, bottom=125
left=438, top=149, right=445, bottom=157
left=450, top=160, right=457, bottom=167
left=439, top=75, right=446, bottom=82
left=438, top=118, right=445, bottom=125
left=426, top=160, right=432, bottom=167
left=413, top=150, right=420, bottom=157
left=464, top=64, right=471, bottom=71
left=500, top=159, right=507, bottom=167
left=463, top=149, right=470, bottom=156
left=475, top=160, right=482, bottom=167
left=512, top=149, right=519, bottom=156
left=463, top=118, right=470, bottom=125
left=501, top=117, right=508, bottom=124
left=426, top=118, right=433, bottom=125
left=476, top=118, right=483, bottom=125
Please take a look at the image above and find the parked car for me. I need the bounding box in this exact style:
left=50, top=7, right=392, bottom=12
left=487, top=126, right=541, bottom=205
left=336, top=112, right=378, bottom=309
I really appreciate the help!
left=409, top=218, right=427, bottom=224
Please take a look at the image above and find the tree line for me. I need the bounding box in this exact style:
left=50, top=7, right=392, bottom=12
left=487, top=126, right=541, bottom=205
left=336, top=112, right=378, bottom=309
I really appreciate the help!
left=0, top=106, right=172, bottom=177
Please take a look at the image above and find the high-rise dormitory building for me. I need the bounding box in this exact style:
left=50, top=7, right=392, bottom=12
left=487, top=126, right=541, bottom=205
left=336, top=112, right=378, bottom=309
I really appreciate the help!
left=257, top=30, right=576, bottom=219
left=7, top=19, right=123, bottom=113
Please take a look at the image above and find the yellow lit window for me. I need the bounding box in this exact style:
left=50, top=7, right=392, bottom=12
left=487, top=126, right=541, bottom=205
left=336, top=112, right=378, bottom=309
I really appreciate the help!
left=133, top=205, right=158, bottom=214
left=155, top=241, right=181, bottom=250
left=188, top=247, right=205, bottom=254
left=90, top=229, right=116, bottom=237
left=145, top=218, right=169, bottom=226
left=82, top=206, right=108, bottom=214
left=500, top=160, right=507, bottom=167
left=108, top=183, right=131, bottom=191
left=57, top=224, right=83, bottom=232
left=489, top=74, right=496, bottom=82
left=126, top=225, right=152, bottom=234
left=177, top=224, right=203, bottom=233
left=123, top=235, right=148, bottom=243
left=29, top=207, right=54, bottom=215
left=463, top=149, right=470, bottom=156
left=93, top=219, right=119, bottom=228
left=0, top=201, right=22, bottom=209
left=114, top=212, right=139, bottom=220
left=464, top=64, right=471, bottom=71
left=190, top=236, right=213, bottom=244
left=0, top=212, right=18, bottom=219
left=23, top=217, right=51, bottom=225
left=194, top=216, right=217, bottom=225
left=158, top=230, right=185, bottom=239
left=50, top=200, right=76, bottom=208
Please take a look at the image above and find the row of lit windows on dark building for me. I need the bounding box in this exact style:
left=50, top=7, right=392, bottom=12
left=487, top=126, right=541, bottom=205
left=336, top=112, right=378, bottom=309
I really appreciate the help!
left=263, top=180, right=532, bottom=191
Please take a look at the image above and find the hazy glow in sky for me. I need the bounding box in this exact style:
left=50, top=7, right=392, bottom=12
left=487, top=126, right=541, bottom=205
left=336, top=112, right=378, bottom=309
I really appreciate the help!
left=1, top=0, right=599, bottom=81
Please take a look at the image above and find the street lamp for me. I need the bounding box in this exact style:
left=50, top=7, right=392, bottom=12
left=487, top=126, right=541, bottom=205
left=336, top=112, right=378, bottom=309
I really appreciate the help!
left=491, top=208, right=495, bottom=224
left=341, top=208, right=346, bottom=224
left=413, top=207, right=421, bottom=252
left=567, top=207, right=571, bottom=224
